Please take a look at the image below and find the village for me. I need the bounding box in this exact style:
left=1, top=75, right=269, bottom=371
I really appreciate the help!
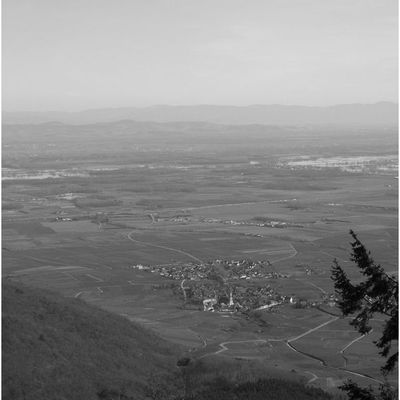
left=130, top=259, right=338, bottom=314
left=147, top=213, right=304, bottom=229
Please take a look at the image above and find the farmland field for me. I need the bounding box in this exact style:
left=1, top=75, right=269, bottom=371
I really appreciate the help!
left=2, top=121, right=398, bottom=393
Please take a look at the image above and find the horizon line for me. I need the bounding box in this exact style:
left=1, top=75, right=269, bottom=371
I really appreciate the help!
left=3, top=101, right=398, bottom=114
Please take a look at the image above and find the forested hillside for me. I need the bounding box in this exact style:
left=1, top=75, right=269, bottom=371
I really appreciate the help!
left=2, top=281, right=179, bottom=400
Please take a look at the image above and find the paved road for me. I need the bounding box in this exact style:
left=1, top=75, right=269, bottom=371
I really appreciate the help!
left=200, top=314, right=382, bottom=384
left=341, top=332, right=369, bottom=354
left=86, top=273, right=104, bottom=282
left=270, top=243, right=297, bottom=264
left=296, top=279, right=327, bottom=295
left=201, top=316, right=338, bottom=360
left=9, top=265, right=88, bottom=275
left=127, top=230, right=204, bottom=263
left=305, top=371, right=319, bottom=384
left=215, top=339, right=270, bottom=355
left=340, top=330, right=371, bottom=368
left=286, top=319, right=383, bottom=384
left=288, top=317, right=338, bottom=342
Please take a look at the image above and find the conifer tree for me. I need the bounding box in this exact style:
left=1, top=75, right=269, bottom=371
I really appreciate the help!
left=331, top=230, right=398, bottom=399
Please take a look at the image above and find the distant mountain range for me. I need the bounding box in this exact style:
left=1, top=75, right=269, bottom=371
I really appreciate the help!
left=3, top=102, right=398, bottom=126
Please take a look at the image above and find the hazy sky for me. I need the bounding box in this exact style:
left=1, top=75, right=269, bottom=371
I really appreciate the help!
left=2, top=0, right=398, bottom=111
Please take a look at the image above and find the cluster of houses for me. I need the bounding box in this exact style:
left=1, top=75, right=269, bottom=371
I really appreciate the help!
left=149, top=214, right=192, bottom=224
left=200, top=217, right=303, bottom=229
left=146, top=213, right=304, bottom=230
left=232, top=285, right=280, bottom=311
left=54, top=216, right=72, bottom=222
left=280, top=155, right=398, bottom=175
left=130, top=262, right=212, bottom=281
left=129, top=260, right=337, bottom=314
left=130, top=259, right=289, bottom=282
left=175, top=277, right=284, bottom=313
left=212, top=259, right=289, bottom=280
left=190, top=285, right=338, bottom=313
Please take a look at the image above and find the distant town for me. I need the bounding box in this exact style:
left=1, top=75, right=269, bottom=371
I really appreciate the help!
left=129, top=260, right=338, bottom=314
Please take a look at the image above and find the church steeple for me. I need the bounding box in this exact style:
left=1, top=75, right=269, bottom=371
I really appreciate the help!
left=229, top=289, right=234, bottom=306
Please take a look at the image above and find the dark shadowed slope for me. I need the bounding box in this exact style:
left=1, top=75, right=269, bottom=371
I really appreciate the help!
left=193, top=377, right=334, bottom=400
left=2, top=281, right=180, bottom=400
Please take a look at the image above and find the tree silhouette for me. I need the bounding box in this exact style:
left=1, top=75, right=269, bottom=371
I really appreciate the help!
left=331, top=230, right=398, bottom=399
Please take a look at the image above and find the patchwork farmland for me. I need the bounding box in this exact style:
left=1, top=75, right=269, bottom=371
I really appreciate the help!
left=2, top=122, right=398, bottom=394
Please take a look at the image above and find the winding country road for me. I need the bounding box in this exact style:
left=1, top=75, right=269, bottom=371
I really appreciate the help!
left=200, top=318, right=339, bottom=360
left=127, top=230, right=204, bottom=263
left=305, top=371, right=319, bottom=384
left=340, top=330, right=371, bottom=368
left=286, top=319, right=383, bottom=384
left=297, top=279, right=327, bottom=295
left=213, top=339, right=270, bottom=356
left=200, top=314, right=382, bottom=384
left=287, top=317, right=338, bottom=343
left=270, top=243, right=298, bottom=264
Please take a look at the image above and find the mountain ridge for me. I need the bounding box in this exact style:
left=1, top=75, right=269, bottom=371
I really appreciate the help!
left=3, top=102, right=398, bottom=126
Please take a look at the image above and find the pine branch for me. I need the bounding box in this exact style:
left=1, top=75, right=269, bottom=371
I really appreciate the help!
left=331, top=231, right=398, bottom=380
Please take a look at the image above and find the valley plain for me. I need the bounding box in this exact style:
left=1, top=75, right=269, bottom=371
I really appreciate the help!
left=2, top=121, right=398, bottom=393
